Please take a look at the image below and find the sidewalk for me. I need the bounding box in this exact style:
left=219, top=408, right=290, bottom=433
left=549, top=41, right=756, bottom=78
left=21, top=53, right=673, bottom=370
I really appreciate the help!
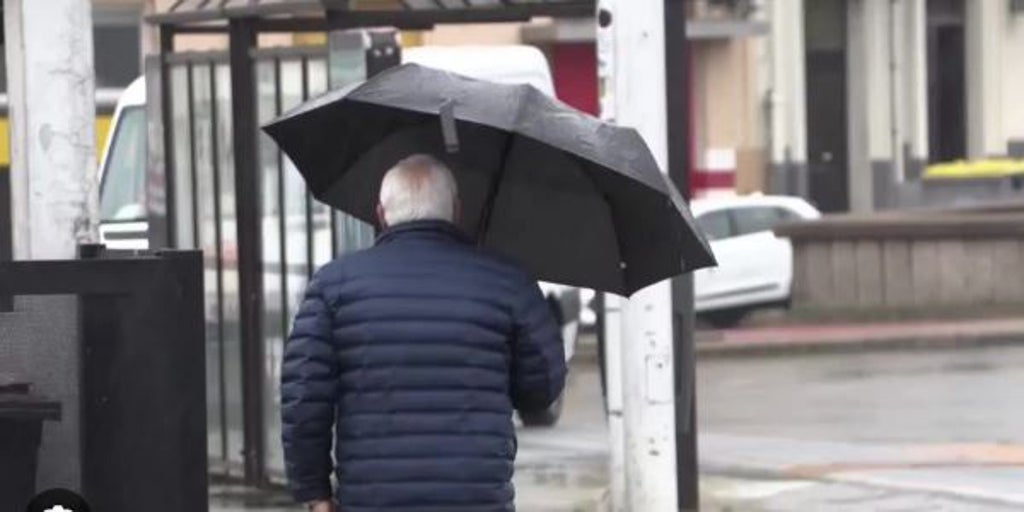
left=700, top=433, right=1024, bottom=510
left=696, top=317, right=1024, bottom=358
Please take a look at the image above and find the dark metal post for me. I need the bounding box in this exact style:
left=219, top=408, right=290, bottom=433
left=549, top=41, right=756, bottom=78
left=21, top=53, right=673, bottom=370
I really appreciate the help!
left=229, top=18, right=267, bottom=486
left=0, top=165, right=11, bottom=311
left=209, top=61, right=231, bottom=464
left=665, top=1, right=699, bottom=510
left=147, top=26, right=176, bottom=250
left=274, top=57, right=290, bottom=353
left=0, top=169, right=10, bottom=264
left=301, top=57, right=315, bottom=279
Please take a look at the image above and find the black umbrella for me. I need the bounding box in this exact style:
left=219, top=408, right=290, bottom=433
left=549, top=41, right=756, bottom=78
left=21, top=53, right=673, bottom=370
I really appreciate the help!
left=263, top=63, right=715, bottom=296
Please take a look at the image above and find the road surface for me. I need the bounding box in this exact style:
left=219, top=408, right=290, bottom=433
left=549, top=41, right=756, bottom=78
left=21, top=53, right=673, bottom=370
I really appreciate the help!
left=698, top=344, right=1024, bottom=509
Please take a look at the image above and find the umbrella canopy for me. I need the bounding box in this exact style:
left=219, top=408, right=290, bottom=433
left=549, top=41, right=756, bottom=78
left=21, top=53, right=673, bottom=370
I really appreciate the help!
left=263, top=63, right=715, bottom=296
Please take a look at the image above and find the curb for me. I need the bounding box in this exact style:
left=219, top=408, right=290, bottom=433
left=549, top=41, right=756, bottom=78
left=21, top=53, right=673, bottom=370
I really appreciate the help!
left=695, top=328, right=1024, bottom=359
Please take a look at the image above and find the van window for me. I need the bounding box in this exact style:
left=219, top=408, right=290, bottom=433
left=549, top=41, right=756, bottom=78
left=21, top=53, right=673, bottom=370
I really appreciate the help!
left=100, top=106, right=147, bottom=222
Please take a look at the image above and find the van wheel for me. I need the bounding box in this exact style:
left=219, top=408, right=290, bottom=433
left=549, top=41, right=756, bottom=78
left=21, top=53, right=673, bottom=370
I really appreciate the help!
left=520, top=394, right=564, bottom=427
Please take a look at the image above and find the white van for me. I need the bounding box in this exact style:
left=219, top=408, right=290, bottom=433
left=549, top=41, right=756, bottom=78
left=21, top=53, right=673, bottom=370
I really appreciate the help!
left=97, top=77, right=148, bottom=249
left=99, top=45, right=582, bottom=426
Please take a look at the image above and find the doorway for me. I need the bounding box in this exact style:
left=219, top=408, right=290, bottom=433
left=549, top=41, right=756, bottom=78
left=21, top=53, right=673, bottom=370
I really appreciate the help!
left=927, top=0, right=966, bottom=162
left=804, top=0, right=849, bottom=212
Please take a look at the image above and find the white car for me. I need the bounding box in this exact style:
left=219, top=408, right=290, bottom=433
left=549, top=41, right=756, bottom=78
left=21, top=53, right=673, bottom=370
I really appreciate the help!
left=692, top=194, right=820, bottom=327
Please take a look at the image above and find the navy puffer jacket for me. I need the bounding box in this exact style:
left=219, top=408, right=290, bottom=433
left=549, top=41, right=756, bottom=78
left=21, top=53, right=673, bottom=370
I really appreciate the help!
left=281, top=220, right=567, bottom=511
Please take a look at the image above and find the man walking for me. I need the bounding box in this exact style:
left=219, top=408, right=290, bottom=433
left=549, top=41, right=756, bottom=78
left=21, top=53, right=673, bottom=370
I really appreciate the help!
left=281, top=154, right=567, bottom=512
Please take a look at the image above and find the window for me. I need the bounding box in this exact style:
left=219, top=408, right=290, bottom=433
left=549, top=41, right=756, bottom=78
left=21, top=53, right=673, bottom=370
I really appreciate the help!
left=733, top=206, right=782, bottom=236
left=99, top=107, right=147, bottom=222
left=696, top=210, right=733, bottom=241
left=774, top=206, right=804, bottom=223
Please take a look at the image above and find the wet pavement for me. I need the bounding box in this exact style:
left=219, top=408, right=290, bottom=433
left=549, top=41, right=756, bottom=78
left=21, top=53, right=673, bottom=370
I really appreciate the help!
left=211, top=339, right=1024, bottom=510
left=210, top=356, right=610, bottom=511
left=698, top=344, right=1024, bottom=444
left=698, top=343, right=1024, bottom=509
left=701, top=476, right=1024, bottom=512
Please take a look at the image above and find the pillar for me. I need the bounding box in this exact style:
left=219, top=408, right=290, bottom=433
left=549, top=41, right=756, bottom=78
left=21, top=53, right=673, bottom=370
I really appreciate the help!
left=4, top=0, right=98, bottom=259
left=767, top=0, right=808, bottom=197
left=1006, top=4, right=1024, bottom=157
left=847, top=0, right=895, bottom=211
left=901, top=0, right=930, bottom=179
left=965, top=0, right=1005, bottom=159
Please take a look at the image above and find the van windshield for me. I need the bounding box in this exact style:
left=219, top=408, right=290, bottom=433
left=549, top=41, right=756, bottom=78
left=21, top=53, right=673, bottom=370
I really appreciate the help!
left=100, top=106, right=147, bottom=222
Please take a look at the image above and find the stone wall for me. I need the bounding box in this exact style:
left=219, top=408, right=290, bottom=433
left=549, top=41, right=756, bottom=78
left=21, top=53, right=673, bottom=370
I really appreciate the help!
left=777, top=212, right=1024, bottom=315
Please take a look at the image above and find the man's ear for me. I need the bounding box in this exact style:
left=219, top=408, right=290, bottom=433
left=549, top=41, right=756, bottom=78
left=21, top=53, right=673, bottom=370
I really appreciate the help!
left=376, top=204, right=388, bottom=229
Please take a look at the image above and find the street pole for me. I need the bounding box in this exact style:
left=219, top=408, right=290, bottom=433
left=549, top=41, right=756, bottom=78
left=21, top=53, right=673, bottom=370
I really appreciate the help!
left=596, top=5, right=628, bottom=509
left=664, top=0, right=699, bottom=509
left=598, top=0, right=695, bottom=509
left=4, top=0, right=98, bottom=259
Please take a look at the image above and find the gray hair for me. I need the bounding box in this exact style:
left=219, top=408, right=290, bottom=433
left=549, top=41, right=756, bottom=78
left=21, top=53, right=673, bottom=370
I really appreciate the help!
left=379, top=154, right=459, bottom=225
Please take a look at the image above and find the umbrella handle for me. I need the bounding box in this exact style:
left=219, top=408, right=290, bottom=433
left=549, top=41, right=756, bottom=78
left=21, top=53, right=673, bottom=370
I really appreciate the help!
left=440, top=99, right=459, bottom=154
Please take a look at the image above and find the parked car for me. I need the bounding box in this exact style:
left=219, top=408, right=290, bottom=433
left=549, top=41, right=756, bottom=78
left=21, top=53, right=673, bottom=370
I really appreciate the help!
left=98, top=45, right=582, bottom=427
left=691, top=194, right=821, bottom=327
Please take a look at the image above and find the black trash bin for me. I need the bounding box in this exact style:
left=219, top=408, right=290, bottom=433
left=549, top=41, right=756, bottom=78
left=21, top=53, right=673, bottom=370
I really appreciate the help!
left=0, top=375, right=61, bottom=510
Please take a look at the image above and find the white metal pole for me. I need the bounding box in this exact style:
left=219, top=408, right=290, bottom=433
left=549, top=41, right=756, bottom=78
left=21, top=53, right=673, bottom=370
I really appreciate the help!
left=597, top=0, right=678, bottom=509
left=596, top=8, right=628, bottom=509
left=602, top=295, right=627, bottom=511
left=4, top=0, right=98, bottom=260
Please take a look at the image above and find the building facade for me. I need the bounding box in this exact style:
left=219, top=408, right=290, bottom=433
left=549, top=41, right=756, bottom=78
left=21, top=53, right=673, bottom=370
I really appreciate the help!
left=769, top=0, right=1024, bottom=213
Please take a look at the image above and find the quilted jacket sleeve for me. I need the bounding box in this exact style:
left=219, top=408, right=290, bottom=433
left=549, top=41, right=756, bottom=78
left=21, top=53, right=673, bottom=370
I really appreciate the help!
left=281, top=276, right=338, bottom=503
left=509, top=278, right=568, bottom=413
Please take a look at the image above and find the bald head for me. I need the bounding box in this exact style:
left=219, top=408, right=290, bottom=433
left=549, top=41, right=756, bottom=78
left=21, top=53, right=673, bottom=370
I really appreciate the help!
left=377, top=154, right=460, bottom=228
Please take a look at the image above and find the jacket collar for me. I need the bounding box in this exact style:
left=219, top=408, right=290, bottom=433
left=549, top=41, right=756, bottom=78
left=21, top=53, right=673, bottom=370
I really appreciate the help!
left=375, top=219, right=471, bottom=246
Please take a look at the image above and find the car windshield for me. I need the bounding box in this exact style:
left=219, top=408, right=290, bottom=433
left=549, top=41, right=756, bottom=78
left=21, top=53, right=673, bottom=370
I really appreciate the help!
left=99, top=106, right=147, bottom=222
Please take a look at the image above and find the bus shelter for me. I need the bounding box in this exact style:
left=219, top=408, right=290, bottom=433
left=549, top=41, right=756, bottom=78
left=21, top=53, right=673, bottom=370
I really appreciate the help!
left=145, top=0, right=594, bottom=485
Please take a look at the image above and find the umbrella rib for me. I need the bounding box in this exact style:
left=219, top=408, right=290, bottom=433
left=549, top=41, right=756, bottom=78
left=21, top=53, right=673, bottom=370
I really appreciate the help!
left=590, top=165, right=630, bottom=294
left=475, top=86, right=532, bottom=244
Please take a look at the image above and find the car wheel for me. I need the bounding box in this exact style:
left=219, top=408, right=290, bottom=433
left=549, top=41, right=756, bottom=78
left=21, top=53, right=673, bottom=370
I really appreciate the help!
left=520, top=393, right=564, bottom=427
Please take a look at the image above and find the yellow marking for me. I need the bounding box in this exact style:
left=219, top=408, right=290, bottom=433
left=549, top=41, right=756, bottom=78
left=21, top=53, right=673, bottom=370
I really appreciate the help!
left=0, top=115, right=113, bottom=169
left=292, top=33, right=327, bottom=46
left=924, top=158, right=1024, bottom=180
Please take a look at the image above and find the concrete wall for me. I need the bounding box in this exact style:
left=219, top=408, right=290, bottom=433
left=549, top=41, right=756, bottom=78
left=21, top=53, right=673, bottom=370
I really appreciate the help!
left=781, top=213, right=1024, bottom=314
left=793, top=237, right=1024, bottom=312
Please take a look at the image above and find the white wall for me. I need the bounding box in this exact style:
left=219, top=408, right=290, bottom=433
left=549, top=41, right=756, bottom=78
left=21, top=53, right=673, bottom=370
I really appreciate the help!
left=847, top=0, right=892, bottom=211
left=1003, top=10, right=1024, bottom=150
left=902, top=0, right=930, bottom=166
left=766, top=0, right=807, bottom=167
left=966, top=0, right=1006, bottom=158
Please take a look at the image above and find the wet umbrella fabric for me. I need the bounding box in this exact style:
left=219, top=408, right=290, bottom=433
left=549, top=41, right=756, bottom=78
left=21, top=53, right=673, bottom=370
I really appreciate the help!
left=263, top=63, right=715, bottom=296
